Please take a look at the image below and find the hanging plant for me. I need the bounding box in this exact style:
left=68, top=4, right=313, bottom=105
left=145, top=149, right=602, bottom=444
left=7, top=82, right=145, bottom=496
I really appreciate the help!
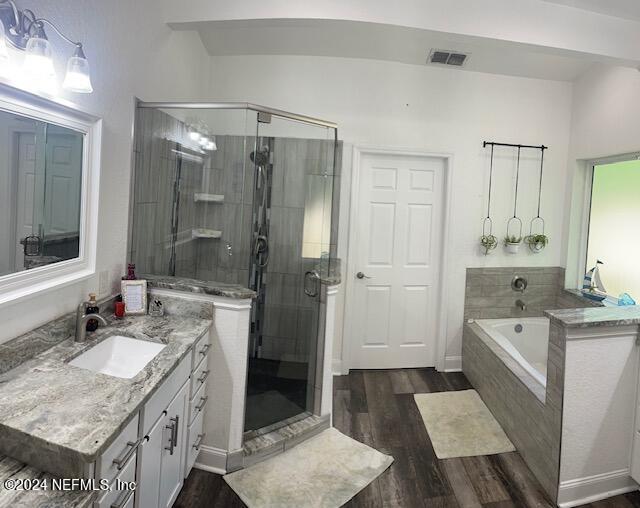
left=481, top=232, right=498, bottom=254
left=524, top=233, right=549, bottom=253
left=480, top=144, right=497, bottom=255
left=525, top=148, right=549, bottom=253
left=504, top=235, right=523, bottom=254
left=505, top=147, right=523, bottom=255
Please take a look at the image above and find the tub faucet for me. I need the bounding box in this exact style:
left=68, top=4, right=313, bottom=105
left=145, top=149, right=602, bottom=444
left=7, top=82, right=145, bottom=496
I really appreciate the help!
left=515, top=299, right=526, bottom=311
left=75, top=303, right=108, bottom=343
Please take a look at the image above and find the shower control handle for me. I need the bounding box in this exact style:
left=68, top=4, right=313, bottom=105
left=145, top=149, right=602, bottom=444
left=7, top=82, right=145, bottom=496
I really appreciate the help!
left=356, top=272, right=371, bottom=279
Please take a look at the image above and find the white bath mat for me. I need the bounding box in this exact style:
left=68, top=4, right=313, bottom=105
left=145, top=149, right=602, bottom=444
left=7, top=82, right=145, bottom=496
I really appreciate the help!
left=224, top=427, right=393, bottom=508
left=414, top=389, right=515, bottom=459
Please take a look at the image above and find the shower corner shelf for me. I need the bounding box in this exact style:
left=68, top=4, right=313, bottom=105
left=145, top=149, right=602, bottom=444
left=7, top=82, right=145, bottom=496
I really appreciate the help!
left=192, top=228, right=222, bottom=239
left=194, top=193, right=224, bottom=203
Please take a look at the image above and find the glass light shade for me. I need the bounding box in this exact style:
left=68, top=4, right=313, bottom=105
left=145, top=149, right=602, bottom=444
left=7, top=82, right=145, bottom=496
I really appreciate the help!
left=198, top=136, right=210, bottom=147
left=188, top=130, right=201, bottom=142
left=23, top=36, right=57, bottom=92
left=0, top=22, right=10, bottom=78
left=63, top=55, right=93, bottom=93
left=205, top=140, right=216, bottom=151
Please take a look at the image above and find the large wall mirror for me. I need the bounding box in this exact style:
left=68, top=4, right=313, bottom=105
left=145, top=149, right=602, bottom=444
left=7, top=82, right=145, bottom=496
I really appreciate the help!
left=0, top=84, right=101, bottom=306
left=0, top=111, right=84, bottom=276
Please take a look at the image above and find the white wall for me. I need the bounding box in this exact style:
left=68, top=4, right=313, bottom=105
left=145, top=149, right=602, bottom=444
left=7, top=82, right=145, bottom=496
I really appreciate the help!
left=206, top=54, right=573, bottom=368
left=564, top=65, right=640, bottom=288
left=0, top=1, right=210, bottom=344
left=559, top=329, right=639, bottom=506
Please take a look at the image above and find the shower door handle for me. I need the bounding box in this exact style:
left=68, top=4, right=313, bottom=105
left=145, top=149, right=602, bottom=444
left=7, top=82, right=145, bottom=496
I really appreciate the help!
left=304, top=270, right=320, bottom=297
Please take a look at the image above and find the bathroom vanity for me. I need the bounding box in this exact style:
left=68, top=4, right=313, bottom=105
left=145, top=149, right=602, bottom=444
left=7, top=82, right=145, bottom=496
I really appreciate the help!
left=0, top=305, right=212, bottom=508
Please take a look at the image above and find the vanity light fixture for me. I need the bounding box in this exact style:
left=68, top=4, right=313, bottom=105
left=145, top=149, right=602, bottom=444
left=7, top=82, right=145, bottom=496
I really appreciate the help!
left=0, top=21, right=9, bottom=77
left=0, top=0, right=93, bottom=93
left=186, top=120, right=217, bottom=151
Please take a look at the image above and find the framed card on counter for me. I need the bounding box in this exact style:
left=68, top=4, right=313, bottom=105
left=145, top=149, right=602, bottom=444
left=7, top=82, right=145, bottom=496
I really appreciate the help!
left=121, top=279, right=147, bottom=315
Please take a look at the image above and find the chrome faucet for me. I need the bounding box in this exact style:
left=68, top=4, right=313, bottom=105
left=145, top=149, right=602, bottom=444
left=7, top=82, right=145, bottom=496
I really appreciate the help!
left=515, top=299, right=526, bottom=311
left=75, top=303, right=108, bottom=343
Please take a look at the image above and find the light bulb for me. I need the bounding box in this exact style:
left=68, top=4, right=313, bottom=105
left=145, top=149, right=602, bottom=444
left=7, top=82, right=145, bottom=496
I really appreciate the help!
left=63, top=44, right=93, bottom=93
left=198, top=136, right=210, bottom=147
left=205, top=140, right=216, bottom=151
left=188, top=130, right=201, bottom=142
left=0, top=22, right=10, bottom=78
left=23, top=35, right=57, bottom=93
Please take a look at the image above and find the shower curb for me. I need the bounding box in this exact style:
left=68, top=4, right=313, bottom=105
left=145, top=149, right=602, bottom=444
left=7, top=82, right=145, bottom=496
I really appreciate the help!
left=242, top=414, right=330, bottom=468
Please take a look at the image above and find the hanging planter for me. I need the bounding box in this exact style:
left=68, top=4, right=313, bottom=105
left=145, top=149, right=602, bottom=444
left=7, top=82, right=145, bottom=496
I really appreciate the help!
left=504, top=232, right=523, bottom=254
left=504, top=147, right=523, bottom=255
left=480, top=144, right=498, bottom=255
left=524, top=148, right=549, bottom=253
left=481, top=219, right=498, bottom=255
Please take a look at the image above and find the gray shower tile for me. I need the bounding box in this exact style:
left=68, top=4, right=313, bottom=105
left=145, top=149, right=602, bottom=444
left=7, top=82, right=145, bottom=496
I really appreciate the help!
left=269, top=207, right=304, bottom=275
left=263, top=304, right=299, bottom=340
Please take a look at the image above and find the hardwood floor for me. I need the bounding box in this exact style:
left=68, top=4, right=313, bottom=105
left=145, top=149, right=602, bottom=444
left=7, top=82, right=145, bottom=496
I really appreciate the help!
left=174, top=368, right=640, bottom=508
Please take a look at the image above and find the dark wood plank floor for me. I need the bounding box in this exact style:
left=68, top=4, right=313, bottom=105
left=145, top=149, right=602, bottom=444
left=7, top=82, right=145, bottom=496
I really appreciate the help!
left=174, top=369, right=640, bottom=508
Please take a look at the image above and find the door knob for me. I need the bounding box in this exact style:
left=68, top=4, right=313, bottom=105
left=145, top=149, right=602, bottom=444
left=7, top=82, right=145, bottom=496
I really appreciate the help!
left=356, top=272, right=371, bottom=279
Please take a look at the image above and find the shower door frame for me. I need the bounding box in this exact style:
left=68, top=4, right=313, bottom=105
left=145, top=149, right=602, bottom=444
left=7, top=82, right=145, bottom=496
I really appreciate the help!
left=133, top=100, right=339, bottom=433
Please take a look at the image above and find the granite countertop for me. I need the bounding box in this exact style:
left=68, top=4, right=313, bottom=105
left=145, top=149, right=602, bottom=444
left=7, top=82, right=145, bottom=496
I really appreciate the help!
left=143, top=273, right=256, bottom=299
left=0, top=311, right=212, bottom=478
left=316, top=258, right=341, bottom=286
left=0, top=455, right=93, bottom=508
left=545, top=305, right=640, bottom=329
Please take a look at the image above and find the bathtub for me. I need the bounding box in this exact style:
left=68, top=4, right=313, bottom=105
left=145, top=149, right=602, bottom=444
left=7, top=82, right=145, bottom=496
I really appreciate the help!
left=474, top=317, right=549, bottom=389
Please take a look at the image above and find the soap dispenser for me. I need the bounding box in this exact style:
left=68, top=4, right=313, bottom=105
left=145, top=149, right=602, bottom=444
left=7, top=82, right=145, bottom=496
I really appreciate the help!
left=85, top=293, right=100, bottom=332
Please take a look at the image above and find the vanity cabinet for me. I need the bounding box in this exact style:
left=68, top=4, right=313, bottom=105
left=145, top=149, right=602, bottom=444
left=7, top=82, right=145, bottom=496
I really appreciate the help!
left=184, top=331, right=210, bottom=478
left=85, top=330, right=212, bottom=508
left=133, top=329, right=210, bottom=508
left=159, top=381, right=189, bottom=508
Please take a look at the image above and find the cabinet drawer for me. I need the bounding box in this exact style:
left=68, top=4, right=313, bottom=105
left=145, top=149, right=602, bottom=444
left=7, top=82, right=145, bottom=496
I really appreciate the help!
left=140, top=354, right=190, bottom=435
left=191, top=332, right=210, bottom=372
left=188, top=380, right=208, bottom=425
left=95, top=453, right=136, bottom=508
left=185, top=407, right=204, bottom=478
left=96, top=414, right=139, bottom=484
left=190, top=354, right=209, bottom=400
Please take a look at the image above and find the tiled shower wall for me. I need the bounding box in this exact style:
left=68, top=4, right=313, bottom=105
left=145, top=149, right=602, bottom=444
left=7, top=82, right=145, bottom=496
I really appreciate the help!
left=130, top=108, right=203, bottom=277
left=130, top=108, right=342, bottom=362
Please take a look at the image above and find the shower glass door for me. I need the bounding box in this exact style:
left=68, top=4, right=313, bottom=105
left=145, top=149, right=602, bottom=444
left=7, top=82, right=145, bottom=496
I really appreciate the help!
left=244, top=115, right=336, bottom=432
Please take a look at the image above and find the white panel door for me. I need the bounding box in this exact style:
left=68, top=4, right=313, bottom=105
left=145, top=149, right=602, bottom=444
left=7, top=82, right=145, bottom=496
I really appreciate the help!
left=350, top=153, right=444, bottom=369
left=14, top=132, right=37, bottom=270
left=42, top=127, right=82, bottom=236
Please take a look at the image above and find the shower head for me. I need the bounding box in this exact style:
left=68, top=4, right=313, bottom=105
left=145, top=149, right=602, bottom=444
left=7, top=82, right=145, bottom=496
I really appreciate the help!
left=250, top=147, right=269, bottom=166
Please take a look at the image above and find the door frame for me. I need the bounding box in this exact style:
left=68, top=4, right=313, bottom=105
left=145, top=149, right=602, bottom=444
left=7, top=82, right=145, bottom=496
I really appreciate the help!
left=341, top=146, right=455, bottom=373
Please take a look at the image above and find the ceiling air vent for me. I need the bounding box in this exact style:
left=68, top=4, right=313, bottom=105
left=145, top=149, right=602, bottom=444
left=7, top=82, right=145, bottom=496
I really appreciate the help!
left=428, top=49, right=469, bottom=67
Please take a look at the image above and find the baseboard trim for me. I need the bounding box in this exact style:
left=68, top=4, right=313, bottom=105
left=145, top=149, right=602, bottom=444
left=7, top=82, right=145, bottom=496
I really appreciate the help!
left=332, top=359, right=344, bottom=376
left=444, top=355, right=462, bottom=372
left=194, top=445, right=228, bottom=474
left=557, top=469, right=638, bottom=507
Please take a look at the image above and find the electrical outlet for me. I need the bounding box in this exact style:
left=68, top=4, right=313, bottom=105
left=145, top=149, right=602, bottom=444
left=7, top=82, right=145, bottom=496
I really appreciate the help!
left=98, top=270, right=110, bottom=296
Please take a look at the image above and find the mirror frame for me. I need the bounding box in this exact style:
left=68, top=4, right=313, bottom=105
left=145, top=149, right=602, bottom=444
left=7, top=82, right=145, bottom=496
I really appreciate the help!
left=0, top=82, right=102, bottom=307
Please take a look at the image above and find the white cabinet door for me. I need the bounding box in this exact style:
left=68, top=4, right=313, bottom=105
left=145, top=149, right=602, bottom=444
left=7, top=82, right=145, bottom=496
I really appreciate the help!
left=159, top=381, right=189, bottom=508
left=136, top=416, right=163, bottom=508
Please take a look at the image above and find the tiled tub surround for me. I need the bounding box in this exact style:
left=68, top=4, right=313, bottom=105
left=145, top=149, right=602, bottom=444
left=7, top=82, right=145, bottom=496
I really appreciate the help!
left=464, top=266, right=602, bottom=321
left=462, top=320, right=564, bottom=501
left=0, top=307, right=212, bottom=479
left=464, top=268, right=640, bottom=505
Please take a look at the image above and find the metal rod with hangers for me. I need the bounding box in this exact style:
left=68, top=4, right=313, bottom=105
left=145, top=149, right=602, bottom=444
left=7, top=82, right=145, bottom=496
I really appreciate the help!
left=483, top=141, right=548, bottom=151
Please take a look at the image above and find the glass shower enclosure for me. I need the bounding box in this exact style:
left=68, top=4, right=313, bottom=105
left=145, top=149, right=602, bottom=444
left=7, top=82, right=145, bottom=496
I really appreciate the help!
left=129, top=102, right=339, bottom=434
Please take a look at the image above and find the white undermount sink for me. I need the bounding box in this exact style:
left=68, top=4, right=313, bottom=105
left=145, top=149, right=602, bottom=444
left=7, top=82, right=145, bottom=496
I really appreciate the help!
left=69, top=335, right=166, bottom=379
